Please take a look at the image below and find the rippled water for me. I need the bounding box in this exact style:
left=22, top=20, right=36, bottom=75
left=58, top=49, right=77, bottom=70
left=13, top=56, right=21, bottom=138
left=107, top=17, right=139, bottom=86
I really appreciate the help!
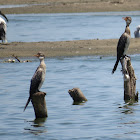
left=1, top=11, right=140, bottom=139
left=5, top=11, right=140, bottom=42
left=1, top=55, right=140, bottom=139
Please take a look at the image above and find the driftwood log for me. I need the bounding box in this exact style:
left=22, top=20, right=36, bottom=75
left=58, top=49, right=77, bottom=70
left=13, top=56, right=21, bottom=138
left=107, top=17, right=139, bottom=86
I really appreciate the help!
left=12, top=54, right=32, bottom=63
left=31, top=92, right=48, bottom=118
left=68, top=88, right=87, bottom=104
left=12, top=54, right=21, bottom=62
left=120, top=56, right=138, bottom=102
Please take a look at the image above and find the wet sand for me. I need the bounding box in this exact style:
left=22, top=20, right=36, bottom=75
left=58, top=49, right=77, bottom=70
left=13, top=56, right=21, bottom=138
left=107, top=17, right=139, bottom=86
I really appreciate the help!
left=0, top=39, right=140, bottom=58
left=0, top=0, right=140, bottom=58
left=1, top=0, right=140, bottom=14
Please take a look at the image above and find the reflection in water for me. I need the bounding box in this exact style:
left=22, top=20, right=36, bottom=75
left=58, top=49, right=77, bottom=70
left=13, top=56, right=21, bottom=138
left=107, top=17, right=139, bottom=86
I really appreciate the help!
left=33, top=118, right=47, bottom=127
left=1, top=55, right=140, bottom=139
left=116, top=103, right=140, bottom=139
left=121, top=104, right=135, bottom=114
left=24, top=118, right=47, bottom=135
left=72, top=101, right=87, bottom=105
left=119, top=103, right=137, bottom=114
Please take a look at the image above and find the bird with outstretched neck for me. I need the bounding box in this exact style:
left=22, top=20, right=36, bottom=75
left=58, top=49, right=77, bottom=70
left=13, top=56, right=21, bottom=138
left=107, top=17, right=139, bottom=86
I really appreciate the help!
left=112, top=17, right=132, bottom=74
left=24, top=52, right=46, bottom=111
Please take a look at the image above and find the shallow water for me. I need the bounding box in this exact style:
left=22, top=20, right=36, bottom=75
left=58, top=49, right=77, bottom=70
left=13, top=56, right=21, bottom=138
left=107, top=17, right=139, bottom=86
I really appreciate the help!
left=5, top=11, right=140, bottom=42
left=1, top=55, right=140, bottom=139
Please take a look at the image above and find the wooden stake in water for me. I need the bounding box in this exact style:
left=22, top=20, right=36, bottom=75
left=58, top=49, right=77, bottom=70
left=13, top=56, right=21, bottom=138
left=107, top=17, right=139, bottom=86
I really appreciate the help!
left=68, top=88, right=87, bottom=104
left=31, top=92, right=48, bottom=118
left=120, top=56, right=138, bottom=102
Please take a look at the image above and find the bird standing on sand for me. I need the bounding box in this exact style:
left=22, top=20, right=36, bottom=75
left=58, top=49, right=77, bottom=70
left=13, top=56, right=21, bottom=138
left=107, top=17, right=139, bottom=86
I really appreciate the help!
left=112, top=17, right=132, bottom=74
left=24, top=52, right=46, bottom=111
left=134, top=25, right=140, bottom=38
left=0, top=11, right=8, bottom=43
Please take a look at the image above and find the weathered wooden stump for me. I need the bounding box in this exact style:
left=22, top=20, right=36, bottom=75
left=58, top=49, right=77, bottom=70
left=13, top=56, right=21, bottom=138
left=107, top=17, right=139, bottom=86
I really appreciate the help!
left=120, top=56, right=138, bottom=102
left=68, top=88, right=87, bottom=104
left=31, top=92, right=48, bottom=118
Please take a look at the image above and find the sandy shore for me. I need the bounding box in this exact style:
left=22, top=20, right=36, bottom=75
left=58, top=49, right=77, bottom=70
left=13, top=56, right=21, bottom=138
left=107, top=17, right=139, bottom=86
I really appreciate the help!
left=0, top=0, right=140, bottom=58
left=1, top=0, right=140, bottom=14
left=0, top=39, right=140, bottom=58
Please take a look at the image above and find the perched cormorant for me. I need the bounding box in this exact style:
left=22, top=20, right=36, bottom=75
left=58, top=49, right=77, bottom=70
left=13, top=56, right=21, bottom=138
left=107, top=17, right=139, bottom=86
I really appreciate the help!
left=0, top=11, right=8, bottom=43
left=24, top=52, right=46, bottom=111
left=112, top=17, right=132, bottom=74
left=134, top=25, right=140, bottom=38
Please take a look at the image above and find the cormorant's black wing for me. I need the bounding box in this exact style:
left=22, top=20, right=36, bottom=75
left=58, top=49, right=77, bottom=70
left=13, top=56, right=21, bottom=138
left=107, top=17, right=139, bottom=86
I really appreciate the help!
left=30, top=67, right=43, bottom=95
left=24, top=67, right=43, bottom=111
left=0, top=23, right=6, bottom=40
left=117, top=33, right=127, bottom=59
left=112, top=33, right=128, bottom=74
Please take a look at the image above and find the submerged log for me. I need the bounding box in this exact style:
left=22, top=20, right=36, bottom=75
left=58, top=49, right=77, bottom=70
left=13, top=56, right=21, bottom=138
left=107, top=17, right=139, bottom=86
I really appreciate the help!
left=31, top=92, right=48, bottom=118
left=120, top=56, right=138, bottom=102
left=68, top=88, right=87, bottom=104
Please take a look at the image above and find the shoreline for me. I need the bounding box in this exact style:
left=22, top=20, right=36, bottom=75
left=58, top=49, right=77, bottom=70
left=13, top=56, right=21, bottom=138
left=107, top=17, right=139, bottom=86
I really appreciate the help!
left=0, top=0, right=140, bottom=14
left=0, top=0, right=140, bottom=58
left=0, top=39, right=140, bottom=58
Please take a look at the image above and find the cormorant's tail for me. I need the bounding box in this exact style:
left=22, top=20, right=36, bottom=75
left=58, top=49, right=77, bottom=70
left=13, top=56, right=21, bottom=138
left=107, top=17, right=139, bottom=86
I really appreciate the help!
left=112, top=59, right=119, bottom=74
left=23, top=97, right=31, bottom=112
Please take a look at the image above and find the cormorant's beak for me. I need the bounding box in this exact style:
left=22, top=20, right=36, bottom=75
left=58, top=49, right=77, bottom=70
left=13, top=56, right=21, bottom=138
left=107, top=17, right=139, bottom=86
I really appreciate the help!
left=0, top=11, right=8, bottom=22
left=34, top=54, right=39, bottom=57
left=122, top=17, right=127, bottom=21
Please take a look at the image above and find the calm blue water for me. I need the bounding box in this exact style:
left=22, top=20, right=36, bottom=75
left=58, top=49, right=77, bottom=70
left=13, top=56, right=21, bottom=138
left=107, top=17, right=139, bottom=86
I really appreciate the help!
left=5, top=11, right=140, bottom=42
left=1, top=11, right=140, bottom=139
left=1, top=55, right=140, bottom=139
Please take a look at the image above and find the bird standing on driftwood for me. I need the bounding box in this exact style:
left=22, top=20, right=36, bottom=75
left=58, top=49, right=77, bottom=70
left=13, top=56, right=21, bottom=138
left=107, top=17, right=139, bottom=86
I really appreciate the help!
left=0, top=11, right=8, bottom=43
left=112, top=17, right=132, bottom=74
left=24, top=52, right=46, bottom=111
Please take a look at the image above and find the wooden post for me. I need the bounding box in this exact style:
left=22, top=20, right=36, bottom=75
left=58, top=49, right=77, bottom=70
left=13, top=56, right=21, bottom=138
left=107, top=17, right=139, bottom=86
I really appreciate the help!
left=68, top=88, right=87, bottom=104
left=120, top=56, right=138, bottom=102
left=31, top=92, right=48, bottom=118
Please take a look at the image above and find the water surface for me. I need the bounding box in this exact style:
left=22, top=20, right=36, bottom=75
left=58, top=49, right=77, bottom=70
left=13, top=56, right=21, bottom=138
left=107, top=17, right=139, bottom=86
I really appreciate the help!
left=5, top=11, right=140, bottom=42
left=0, top=55, right=140, bottom=139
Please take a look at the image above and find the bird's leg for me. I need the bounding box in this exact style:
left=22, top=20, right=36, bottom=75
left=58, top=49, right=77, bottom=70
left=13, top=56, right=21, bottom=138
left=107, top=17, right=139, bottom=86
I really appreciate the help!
left=122, top=54, right=131, bottom=60
left=1, top=37, right=7, bottom=44
left=4, top=37, right=8, bottom=44
left=4, top=39, right=7, bottom=44
left=120, top=55, right=129, bottom=75
left=123, top=55, right=126, bottom=58
left=1, top=38, right=4, bottom=43
left=126, top=55, right=131, bottom=59
left=120, top=55, right=125, bottom=60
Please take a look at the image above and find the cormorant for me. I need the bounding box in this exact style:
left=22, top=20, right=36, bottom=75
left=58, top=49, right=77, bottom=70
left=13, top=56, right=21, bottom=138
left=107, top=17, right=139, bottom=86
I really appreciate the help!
left=24, top=52, right=46, bottom=111
left=112, top=17, right=132, bottom=74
